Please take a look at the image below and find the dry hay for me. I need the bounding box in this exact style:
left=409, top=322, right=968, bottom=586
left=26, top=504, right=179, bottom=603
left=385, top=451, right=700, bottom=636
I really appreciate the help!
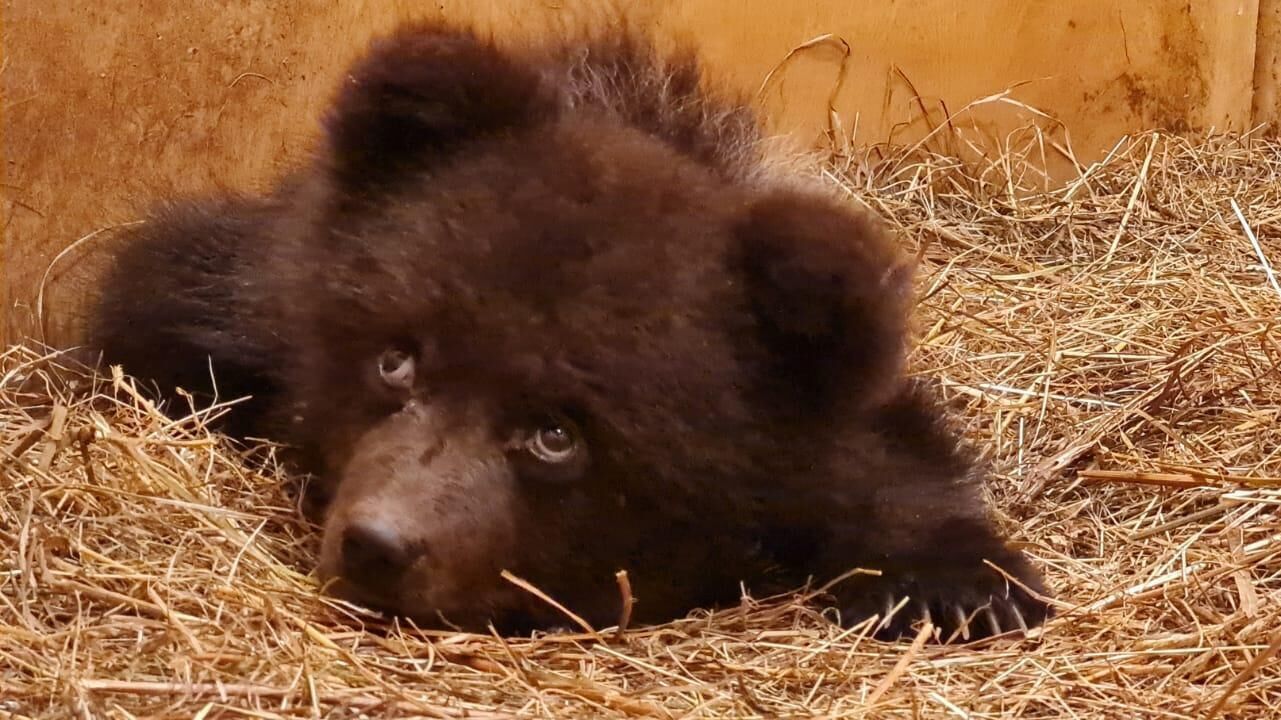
left=5, top=128, right=1281, bottom=719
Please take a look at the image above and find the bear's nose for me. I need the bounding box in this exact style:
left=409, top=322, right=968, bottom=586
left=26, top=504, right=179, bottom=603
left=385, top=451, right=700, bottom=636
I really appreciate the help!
left=340, top=520, right=415, bottom=589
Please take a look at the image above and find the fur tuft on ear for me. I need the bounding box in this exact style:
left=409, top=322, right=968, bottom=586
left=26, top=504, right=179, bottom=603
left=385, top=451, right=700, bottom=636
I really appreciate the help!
left=733, top=191, right=915, bottom=413
left=323, top=23, right=553, bottom=192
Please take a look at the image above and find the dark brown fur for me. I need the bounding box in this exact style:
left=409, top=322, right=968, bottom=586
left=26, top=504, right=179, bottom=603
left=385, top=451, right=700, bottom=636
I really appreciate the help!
left=87, top=22, right=1051, bottom=640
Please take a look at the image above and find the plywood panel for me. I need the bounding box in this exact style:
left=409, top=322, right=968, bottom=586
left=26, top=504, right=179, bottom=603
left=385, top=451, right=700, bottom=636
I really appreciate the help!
left=1, top=1, right=420, bottom=348
left=666, top=1, right=1257, bottom=159
left=1255, top=0, right=1281, bottom=125
left=0, top=1, right=1261, bottom=347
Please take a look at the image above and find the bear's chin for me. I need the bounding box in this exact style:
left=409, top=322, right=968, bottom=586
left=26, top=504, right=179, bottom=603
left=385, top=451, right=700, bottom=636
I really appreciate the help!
left=319, top=576, right=522, bottom=633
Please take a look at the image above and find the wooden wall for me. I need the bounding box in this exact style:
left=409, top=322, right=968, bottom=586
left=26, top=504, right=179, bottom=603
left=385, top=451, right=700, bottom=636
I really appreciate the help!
left=1, top=1, right=1271, bottom=347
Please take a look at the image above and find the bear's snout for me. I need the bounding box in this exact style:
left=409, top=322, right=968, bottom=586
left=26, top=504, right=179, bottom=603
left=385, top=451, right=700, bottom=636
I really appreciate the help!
left=338, top=516, right=420, bottom=595
left=317, top=408, right=525, bottom=623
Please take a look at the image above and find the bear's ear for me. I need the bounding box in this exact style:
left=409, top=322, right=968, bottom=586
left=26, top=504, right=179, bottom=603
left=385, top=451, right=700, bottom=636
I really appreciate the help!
left=323, top=24, right=552, bottom=192
left=732, top=191, right=915, bottom=412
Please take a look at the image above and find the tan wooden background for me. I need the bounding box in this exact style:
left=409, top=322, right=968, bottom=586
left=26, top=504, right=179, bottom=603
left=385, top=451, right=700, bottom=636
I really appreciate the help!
left=3, top=0, right=1276, bottom=347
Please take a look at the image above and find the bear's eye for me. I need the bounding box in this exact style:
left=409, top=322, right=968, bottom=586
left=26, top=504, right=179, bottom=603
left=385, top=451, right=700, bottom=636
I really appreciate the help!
left=377, top=348, right=415, bottom=390
left=527, top=419, right=580, bottom=464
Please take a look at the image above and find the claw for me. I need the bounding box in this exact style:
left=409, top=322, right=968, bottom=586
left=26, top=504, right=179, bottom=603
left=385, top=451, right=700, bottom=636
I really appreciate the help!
left=951, top=605, right=971, bottom=641
left=1008, top=601, right=1029, bottom=633
left=984, top=605, right=1002, bottom=636
left=875, top=595, right=894, bottom=631
left=918, top=602, right=939, bottom=640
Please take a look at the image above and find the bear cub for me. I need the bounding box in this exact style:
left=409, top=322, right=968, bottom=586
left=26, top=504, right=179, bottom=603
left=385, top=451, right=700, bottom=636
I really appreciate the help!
left=87, top=22, right=1052, bottom=641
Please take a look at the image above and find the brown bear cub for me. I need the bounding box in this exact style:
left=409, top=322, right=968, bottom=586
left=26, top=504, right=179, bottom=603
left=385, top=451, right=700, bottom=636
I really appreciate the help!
left=87, top=22, right=1051, bottom=641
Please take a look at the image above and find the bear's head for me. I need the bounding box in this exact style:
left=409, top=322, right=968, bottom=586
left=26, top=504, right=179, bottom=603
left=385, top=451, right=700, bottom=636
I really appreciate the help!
left=275, top=24, right=915, bottom=632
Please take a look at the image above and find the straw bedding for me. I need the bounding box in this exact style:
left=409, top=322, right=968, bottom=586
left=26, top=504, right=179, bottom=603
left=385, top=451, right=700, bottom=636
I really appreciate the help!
left=4, top=129, right=1281, bottom=718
